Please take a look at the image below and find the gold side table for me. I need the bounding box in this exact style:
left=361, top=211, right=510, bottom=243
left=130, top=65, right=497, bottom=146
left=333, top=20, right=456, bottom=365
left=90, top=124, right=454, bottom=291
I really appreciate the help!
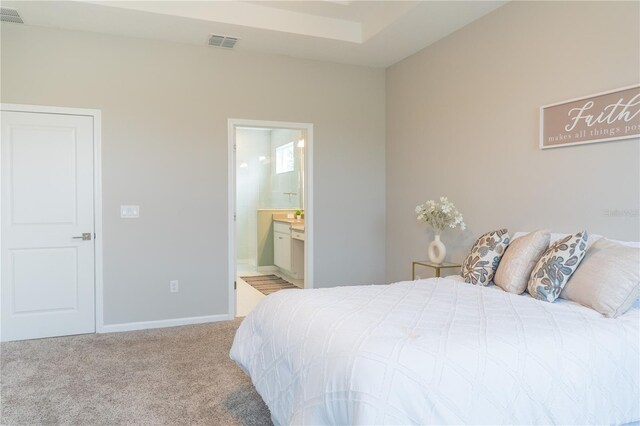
left=412, top=261, right=461, bottom=279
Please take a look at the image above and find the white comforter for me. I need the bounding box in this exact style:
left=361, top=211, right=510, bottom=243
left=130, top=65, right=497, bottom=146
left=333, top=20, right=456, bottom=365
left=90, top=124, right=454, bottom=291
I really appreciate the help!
left=230, top=278, right=640, bottom=425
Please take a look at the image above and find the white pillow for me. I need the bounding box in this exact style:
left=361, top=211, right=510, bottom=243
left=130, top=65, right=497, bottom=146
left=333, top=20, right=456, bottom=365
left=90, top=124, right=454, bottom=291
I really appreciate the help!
left=560, top=239, right=640, bottom=318
left=494, top=230, right=550, bottom=294
left=516, top=230, right=640, bottom=305
left=513, top=231, right=601, bottom=246
left=513, top=231, right=639, bottom=248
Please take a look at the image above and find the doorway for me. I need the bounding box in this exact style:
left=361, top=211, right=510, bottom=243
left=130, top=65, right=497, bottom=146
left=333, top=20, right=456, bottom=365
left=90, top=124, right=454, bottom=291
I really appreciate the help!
left=228, top=119, right=313, bottom=317
left=1, top=104, right=103, bottom=341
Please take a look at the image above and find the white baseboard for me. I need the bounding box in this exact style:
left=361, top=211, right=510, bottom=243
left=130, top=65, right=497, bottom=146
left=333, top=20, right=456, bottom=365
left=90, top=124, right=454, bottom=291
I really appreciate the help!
left=99, top=314, right=233, bottom=334
left=257, top=265, right=278, bottom=273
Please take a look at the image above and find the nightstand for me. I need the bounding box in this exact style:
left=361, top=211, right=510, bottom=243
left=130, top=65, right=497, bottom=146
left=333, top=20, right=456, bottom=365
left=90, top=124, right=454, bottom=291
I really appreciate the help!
left=412, top=261, right=461, bottom=279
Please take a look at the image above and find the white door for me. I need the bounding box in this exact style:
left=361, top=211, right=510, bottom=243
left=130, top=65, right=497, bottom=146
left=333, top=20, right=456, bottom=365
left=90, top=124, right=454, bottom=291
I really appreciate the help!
left=1, top=110, right=95, bottom=341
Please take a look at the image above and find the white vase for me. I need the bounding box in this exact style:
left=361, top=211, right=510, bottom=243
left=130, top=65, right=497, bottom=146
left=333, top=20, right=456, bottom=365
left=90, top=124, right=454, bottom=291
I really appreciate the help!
left=428, top=234, right=446, bottom=264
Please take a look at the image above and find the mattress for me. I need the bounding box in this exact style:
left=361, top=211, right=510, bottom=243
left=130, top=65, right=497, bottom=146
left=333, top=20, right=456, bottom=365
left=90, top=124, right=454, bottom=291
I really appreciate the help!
left=230, top=277, right=640, bottom=425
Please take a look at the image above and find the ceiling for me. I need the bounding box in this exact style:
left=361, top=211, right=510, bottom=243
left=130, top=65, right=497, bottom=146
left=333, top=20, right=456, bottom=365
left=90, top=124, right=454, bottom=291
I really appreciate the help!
left=2, top=1, right=507, bottom=67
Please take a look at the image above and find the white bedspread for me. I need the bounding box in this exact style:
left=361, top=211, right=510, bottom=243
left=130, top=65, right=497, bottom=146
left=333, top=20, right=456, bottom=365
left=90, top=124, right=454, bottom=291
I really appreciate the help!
left=230, top=278, right=640, bottom=425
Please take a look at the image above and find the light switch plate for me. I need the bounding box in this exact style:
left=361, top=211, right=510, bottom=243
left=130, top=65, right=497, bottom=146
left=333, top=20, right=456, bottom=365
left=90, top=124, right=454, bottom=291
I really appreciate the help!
left=120, top=205, right=140, bottom=218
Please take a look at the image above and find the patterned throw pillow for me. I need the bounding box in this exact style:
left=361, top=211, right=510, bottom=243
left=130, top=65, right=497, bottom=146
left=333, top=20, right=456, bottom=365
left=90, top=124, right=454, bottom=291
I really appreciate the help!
left=461, top=229, right=510, bottom=286
left=527, top=231, right=588, bottom=302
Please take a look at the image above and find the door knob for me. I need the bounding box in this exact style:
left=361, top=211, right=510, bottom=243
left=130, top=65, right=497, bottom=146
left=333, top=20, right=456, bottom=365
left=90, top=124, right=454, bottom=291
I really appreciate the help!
left=72, top=233, right=92, bottom=241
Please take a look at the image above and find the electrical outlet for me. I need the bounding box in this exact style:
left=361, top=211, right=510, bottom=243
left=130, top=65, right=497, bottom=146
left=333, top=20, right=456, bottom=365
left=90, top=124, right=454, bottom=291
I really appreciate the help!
left=170, top=280, right=179, bottom=293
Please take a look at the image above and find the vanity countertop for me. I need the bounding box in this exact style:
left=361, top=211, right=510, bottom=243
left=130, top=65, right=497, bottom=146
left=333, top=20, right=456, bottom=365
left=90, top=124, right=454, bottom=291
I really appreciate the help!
left=273, top=214, right=305, bottom=231
left=274, top=218, right=305, bottom=231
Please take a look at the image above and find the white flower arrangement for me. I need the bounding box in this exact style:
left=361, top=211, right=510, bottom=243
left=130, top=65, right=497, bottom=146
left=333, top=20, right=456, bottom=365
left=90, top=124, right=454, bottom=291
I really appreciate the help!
left=415, top=196, right=466, bottom=232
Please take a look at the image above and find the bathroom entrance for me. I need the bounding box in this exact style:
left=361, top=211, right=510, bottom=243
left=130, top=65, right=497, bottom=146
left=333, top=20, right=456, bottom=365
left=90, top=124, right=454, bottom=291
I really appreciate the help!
left=228, top=119, right=313, bottom=317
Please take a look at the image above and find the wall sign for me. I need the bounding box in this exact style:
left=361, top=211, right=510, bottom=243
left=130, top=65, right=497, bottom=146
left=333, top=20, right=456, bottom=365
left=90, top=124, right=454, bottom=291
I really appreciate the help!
left=540, top=85, right=640, bottom=149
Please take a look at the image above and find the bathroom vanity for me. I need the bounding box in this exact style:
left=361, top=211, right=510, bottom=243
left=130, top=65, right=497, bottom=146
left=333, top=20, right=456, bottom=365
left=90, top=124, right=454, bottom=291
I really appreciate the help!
left=273, top=217, right=304, bottom=280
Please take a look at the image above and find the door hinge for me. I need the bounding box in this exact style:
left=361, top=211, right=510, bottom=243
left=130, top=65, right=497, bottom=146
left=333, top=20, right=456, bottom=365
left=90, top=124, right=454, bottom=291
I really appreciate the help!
left=94, top=232, right=97, bottom=240
left=234, top=281, right=237, bottom=290
left=233, top=212, right=236, bottom=221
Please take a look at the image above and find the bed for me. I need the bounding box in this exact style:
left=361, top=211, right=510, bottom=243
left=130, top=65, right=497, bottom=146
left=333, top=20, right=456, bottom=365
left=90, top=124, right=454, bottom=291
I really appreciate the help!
left=230, top=276, right=640, bottom=425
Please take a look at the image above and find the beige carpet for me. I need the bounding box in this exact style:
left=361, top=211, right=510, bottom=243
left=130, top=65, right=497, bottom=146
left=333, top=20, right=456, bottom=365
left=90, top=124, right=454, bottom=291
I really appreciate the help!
left=0, top=319, right=272, bottom=425
left=240, top=275, right=299, bottom=295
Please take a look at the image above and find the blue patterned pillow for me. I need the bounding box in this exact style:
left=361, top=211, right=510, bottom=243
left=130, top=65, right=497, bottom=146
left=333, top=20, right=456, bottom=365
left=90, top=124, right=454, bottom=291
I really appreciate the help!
left=461, top=229, right=510, bottom=286
left=527, top=231, right=588, bottom=302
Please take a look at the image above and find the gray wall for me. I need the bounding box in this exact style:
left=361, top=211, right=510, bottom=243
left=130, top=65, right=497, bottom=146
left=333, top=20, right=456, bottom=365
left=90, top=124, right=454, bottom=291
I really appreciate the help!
left=386, top=1, right=640, bottom=282
left=0, top=24, right=386, bottom=325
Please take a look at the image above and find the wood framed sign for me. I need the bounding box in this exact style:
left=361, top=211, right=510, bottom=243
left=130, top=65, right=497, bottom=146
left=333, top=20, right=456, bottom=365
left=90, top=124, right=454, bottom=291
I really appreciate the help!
left=540, top=85, right=640, bottom=149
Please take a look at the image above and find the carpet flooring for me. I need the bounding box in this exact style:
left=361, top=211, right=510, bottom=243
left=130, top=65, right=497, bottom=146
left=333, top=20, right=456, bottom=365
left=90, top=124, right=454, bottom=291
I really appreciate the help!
left=0, top=319, right=272, bottom=426
left=240, top=275, right=299, bottom=295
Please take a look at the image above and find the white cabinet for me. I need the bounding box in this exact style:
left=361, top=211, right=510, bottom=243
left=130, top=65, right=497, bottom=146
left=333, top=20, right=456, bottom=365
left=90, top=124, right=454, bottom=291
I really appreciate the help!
left=291, top=238, right=304, bottom=278
left=274, top=231, right=292, bottom=271
left=273, top=220, right=304, bottom=280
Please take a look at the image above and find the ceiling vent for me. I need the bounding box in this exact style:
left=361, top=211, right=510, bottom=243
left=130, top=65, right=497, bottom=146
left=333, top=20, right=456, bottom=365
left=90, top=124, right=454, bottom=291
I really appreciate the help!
left=0, top=7, right=23, bottom=24
left=208, top=34, right=238, bottom=49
